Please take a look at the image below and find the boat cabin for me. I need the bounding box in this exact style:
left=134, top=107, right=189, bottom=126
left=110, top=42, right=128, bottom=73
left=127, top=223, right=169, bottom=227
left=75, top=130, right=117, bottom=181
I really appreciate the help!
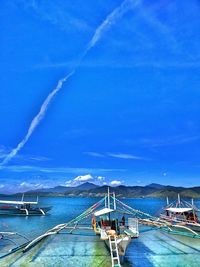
left=165, top=207, right=198, bottom=222
left=160, top=195, right=199, bottom=225
left=92, top=192, right=139, bottom=239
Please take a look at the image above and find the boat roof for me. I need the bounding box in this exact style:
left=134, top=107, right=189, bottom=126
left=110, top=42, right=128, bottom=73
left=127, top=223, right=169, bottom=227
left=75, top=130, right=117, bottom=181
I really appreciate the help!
left=94, top=208, right=114, bottom=216
left=0, top=200, right=38, bottom=205
left=166, top=207, right=193, bottom=213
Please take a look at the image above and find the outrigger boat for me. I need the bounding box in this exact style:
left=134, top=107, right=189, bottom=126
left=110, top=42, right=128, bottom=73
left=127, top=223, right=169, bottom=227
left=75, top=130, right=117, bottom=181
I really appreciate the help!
left=159, top=194, right=200, bottom=234
left=0, top=195, right=51, bottom=216
left=1, top=191, right=200, bottom=266
left=8, top=188, right=139, bottom=267
left=92, top=188, right=139, bottom=261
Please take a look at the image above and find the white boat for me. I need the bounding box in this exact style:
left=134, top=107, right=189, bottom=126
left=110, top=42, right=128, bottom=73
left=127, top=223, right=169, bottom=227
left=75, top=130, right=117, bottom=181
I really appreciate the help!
left=0, top=195, right=51, bottom=216
left=159, top=194, right=200, bottom=234
left=92, top=188, right=139, bottom=259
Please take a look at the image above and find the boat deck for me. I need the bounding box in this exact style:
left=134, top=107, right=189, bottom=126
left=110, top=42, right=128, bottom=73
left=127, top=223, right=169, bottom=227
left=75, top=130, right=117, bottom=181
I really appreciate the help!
left=1, top=226, right=200, bottom=267
left=126, top=227, right=200, bottom=267
left=1, top=232, right=111, bottom=267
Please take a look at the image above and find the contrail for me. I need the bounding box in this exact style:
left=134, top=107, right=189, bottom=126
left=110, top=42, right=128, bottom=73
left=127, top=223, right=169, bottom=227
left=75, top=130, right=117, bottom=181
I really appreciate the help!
left=86, top=0, right=140, bottom=52
left=0, top=72, right=74, bottom=166
left=1, top=0, right=138, bottom=166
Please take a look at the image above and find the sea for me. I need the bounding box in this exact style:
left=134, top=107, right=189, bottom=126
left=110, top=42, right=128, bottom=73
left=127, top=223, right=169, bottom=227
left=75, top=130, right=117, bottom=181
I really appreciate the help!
left=0, top=197, right=200, bottom=267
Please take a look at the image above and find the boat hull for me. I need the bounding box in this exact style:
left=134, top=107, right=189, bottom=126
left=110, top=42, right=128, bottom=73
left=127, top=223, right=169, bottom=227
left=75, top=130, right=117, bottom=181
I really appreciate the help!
left=0, top=206, right=51, bottom=216
left=105, top=236, right=131, bottom=256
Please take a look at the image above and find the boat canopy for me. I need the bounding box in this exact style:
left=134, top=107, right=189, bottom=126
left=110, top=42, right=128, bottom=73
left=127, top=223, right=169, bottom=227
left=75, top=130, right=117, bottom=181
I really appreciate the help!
left=0, top=200, right=38, bottom=205
left=94, top=208, right=114, bottom=216
left=166, top=207, right=193, bottom=213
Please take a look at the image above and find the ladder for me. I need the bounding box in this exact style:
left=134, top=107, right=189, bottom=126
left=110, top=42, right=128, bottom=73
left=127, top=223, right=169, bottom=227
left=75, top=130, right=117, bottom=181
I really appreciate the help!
left=108, top=235, right=121, bottom=267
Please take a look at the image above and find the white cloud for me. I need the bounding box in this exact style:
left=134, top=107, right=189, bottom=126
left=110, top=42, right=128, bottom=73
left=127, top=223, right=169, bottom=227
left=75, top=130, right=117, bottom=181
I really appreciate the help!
left=19, top=182, right=44, bottom=190
left=110, top=180, right=122, bottom=186
left=20, top=182, right=28, bottom=187
left=85, top=151, right=146, bottom=160
left=65, top=180, right=73, bottom=187
left=84, top=152, right=105, bottom=158
left=108, top=153, right=144, bottom=160
left=64, top=174, right=94, bottom=187
left=28, top=156, right=50, bottom=162
left=64, top=174, right=108, bottom=187
left=74, top=174, right=93, bottom=182
left=97, top=176, right=105, bottom=181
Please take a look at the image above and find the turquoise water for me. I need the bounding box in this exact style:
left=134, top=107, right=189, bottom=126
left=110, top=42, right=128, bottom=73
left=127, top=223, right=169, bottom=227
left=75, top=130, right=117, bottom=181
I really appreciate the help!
left=0, top=197, right=200, bottom=266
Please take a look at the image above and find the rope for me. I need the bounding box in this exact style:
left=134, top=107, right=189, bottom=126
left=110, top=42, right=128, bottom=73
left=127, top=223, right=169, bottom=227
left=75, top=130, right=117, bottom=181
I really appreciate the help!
left=113, top=197, right=158, bottom=221
left=23, top=197, right=106, bottom=252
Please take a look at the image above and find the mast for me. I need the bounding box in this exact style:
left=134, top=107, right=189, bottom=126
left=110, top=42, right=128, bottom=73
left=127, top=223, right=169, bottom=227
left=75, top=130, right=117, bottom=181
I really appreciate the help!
left=113, top=192, right=116, bottom=210
left=108, top=187, right=110, bottom=209
left=166, top=196, right=169, bottom=205
left=178, top=194, right=181, bottom=206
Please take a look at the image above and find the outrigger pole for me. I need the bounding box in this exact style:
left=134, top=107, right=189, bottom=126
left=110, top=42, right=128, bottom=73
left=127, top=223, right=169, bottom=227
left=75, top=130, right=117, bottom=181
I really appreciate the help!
left=23, top=197, right=106, bottom=252
left=24, top=193, right=150, bottom=253
left=23, top=194, right=164, bottom=253
left=0, top=232, right=30, bottom=260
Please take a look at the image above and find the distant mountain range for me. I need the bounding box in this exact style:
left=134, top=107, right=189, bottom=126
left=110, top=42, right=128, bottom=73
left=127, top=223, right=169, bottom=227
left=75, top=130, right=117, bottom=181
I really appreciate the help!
left=25, top=182, right=98, bottom=194
left=10, top=182, right=200, bottom=198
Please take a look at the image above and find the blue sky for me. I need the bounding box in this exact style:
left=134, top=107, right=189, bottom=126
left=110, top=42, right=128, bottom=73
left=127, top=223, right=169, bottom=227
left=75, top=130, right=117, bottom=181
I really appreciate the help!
left=1, top=0, right=200, bottom=193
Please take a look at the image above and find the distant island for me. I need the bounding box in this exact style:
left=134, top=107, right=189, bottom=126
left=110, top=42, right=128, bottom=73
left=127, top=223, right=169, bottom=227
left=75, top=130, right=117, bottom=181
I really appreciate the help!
left=1, top=182, right=200, bottom=198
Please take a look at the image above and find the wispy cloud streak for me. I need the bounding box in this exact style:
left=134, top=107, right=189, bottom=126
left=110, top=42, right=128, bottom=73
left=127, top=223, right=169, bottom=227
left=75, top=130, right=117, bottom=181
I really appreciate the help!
left=0, top=72, right=74, bottom=166
left=85, top=151, right=147, bottom=160
left=1, top=0, right=137, bottom=166
left=86, top=0, right=139, bottom=52
left=0, top=164, right=125, bottom=174
left=107, top=152, right=145, bottom=160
